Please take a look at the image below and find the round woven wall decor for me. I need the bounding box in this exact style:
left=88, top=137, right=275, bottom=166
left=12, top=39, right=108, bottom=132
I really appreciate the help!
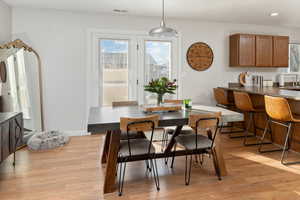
left=186, top=42, right=214, bottom=71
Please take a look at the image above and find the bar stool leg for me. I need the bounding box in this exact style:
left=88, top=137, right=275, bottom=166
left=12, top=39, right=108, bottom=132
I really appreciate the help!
left=219, top=122, right=245, bottom=138
left=258, top=118, right=282, bottom=153
left=243, top=112, right=256, bottom=146
left=280, top=123, right=300, bottom=165
left=244, top=112, right=272, bottom=146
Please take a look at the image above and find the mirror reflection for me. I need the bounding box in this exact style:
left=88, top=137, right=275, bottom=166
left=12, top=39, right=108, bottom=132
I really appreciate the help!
left=0, top=46, right=42, bottom=132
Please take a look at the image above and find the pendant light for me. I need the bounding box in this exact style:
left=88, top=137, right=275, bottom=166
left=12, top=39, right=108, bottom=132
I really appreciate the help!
left=149, top=0, right=178, bottom=37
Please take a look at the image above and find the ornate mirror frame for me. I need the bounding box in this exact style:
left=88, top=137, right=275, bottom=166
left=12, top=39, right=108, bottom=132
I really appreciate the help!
left=0, top=39, right=45, bottom=131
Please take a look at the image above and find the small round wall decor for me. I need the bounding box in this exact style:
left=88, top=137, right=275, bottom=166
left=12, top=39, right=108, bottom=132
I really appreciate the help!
left=186, top=42, right=214, bottom=71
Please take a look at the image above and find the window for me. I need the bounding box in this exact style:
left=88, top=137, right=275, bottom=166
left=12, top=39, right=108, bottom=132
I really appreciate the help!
left=144, top=41, right=172, bottom=81
left=144, top=41, right=173, bottom=103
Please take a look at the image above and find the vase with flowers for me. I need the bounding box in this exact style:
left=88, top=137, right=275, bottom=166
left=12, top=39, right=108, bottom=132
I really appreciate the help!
left=144, top=77, right=178, bottom=105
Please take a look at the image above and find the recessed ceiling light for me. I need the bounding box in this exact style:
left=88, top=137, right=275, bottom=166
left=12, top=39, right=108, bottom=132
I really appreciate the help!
left=113, top=9, right=128, bottom=13
left=270, top=12, right=279, bottom=17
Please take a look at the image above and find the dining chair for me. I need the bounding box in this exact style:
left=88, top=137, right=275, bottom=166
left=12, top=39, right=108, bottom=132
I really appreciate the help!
left=112, top=101, right=145, bottom=140
left=259, top=95, right=300, bottom=165
left=213, top=88, right=245, bottom=138
left=233, top=91, right=272, bottom=146
left=172, top=112, right=222, bottom=185
left=118, top=115, right=160, bottom=196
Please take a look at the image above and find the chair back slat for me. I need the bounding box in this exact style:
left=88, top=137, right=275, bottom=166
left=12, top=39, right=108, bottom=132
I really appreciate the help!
left=264, top=95, right=293, bottom=122
left=213, top=88, right=229, bottom=105
left=112, top=101, right=138, bottom=107
left=120, top=115, right=159, bottom=132
left=188, top=112, right=221, bottom=130
left=233, top=91, right=254, bottom=112
left=120, top=115, right=160, bottom=158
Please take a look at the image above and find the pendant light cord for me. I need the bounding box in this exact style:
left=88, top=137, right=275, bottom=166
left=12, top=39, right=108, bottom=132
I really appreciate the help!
left=161, top=0, right=166, bottom=27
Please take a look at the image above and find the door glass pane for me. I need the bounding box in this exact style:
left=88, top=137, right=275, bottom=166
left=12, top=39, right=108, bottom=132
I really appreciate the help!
left=100, top=39, right=129, bottom=106
left=144, top=41, right=172, bottom=103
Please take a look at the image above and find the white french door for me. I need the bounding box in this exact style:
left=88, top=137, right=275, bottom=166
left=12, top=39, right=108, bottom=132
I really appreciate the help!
left=96, top=32, right=179, bottom=106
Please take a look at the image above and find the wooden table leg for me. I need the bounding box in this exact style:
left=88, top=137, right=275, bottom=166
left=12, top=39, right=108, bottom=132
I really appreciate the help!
left=213, top=129, right=228, bottom=176
left=164, top=125, right=183, bottom=153
left=101, top=131, right=111, bottom=164
left=103, top=129, right=120, bottom=194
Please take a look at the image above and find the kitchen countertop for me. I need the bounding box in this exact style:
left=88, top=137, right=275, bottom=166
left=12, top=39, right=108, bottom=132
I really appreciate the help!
left=220, top=86, right=300, bottom=100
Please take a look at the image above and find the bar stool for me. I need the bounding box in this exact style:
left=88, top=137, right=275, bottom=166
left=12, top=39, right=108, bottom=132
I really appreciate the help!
left=259, top=95, right=300, bottom=165
left=233, top=91, right=272, bottom=146
left=213, top=88, right=235, bottom=109
left=213, top=88, right=245, bottom=138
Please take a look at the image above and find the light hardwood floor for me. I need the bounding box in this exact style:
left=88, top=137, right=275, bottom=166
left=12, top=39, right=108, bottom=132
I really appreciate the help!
left=1, top=134, right=300, bottom=200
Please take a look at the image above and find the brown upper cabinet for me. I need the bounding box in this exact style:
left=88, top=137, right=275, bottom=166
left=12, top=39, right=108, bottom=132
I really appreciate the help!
left=230, top=34, right=255, bottom=66
left=256, top=35, right=273, bottom=67
left=229, top=33, right=289, bottom=67
left=273, top=36, right=289, bottom=67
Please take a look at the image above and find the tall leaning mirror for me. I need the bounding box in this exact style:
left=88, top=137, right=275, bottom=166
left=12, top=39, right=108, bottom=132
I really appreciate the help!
left=0, top=39, right=44, bottom=132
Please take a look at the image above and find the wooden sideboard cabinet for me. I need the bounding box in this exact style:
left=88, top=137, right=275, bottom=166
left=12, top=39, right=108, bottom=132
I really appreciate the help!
left=0, top=112, right=23, bottom=165
left=229, top=33, right=289, bottom=67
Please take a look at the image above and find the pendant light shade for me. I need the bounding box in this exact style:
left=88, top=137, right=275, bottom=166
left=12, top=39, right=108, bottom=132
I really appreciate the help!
left=149, top=0, right=178, bottom=37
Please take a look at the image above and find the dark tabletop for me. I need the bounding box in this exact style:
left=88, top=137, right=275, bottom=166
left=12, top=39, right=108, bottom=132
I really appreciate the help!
left=220, top=86, right=300, bottom=100
left=87, top=106, right=215, bottom=133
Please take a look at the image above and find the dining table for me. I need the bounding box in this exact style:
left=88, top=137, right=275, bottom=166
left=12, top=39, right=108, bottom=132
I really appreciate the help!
left=88, top=104, right=243, bottom=194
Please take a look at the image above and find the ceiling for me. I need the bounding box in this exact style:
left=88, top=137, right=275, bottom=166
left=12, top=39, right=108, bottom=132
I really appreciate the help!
left=4, top=0, right=300, bottom=28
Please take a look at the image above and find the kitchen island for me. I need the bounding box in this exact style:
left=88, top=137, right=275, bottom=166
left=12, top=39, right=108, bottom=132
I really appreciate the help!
left=220, top=86, right=300, bottom=151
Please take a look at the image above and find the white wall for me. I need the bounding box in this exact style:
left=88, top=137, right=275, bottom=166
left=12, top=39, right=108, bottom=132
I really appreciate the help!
left=11, top=8, right=300, bottom=132
left=0, top=1, right=11, bottom=43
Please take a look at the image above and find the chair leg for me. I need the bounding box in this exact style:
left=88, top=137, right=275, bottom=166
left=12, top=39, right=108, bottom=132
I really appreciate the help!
left=150, top=159, right=160, bottom=191
left=211, top=149, right=222, bottom=181
left=118, top=162, right=127, bottom=196
left=195, top=154, right=204, bottom=166
left=170, top=143, right=177, bottom=168
left=13, top=152, right=16, bottom=167
left=184, top=154, right=193, bottom=185
left=161, top=129, right=166, bottom=152
left=243, top=112, right=255, bottom=146
left=219, top=122, right=245, bottom=138
left=258, top=118, right=282, bottom=153
left=145, top=160, right=151, bottom=172
left=280, top=123, right=300, bottom=165
left=244, top=112, right=272, bottom=146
